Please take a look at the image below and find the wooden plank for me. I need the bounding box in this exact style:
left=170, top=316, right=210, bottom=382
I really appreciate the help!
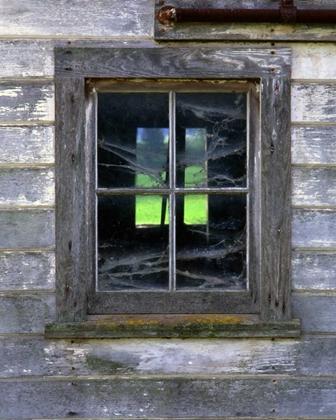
left=292, top=126, right=336, bottom=165
left=0, top=335, right=330, bottom=377
left=155, top=1, right=336, bottom=41
left=0, top=126, right=54, bottom=164
left=292, top=83, right=336, bottom=123
left=0, top=82, right=54, bottom=122
left=0, top=210, right=54, bottom=249
left=0, top=168, right=54, bottom=207
left=293, top=209, right=336, bottom=248
left=1, top=375, right=336, bottom=418
left=0, top=0, right=153, bottom=38
left=55, top=77, right=87, bottom=323
left=55, top=47, right=292, bottom=78
left=0, top=252, right=54, bottom=291
left=1, top=40, right=336, bottom=81
left=0, top=294, right=54, bottom=334
left=292, top=167, right=336, bottom=207
left=3, top=335, right=336, bottom=377
left=293, top=292, right=336, bottom=332
left=45, top=315, right=300, bottom=339
left=292, top=251, right=336, bottom=290
left=260, top=77, right=292, bottom=322
left=292, top=43, right=336, bottom=80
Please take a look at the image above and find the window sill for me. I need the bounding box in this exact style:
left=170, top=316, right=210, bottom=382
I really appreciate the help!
left=45, top=314, right=301, bottom=339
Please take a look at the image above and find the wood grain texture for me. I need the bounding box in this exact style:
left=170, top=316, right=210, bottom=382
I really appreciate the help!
left=0, top=0, right=153, bottom=38
left=0, top=252, right=54, bottom=291
left=0, top=82, right=54, bottom=122
left=293, top=209, right=336, bottom=248
left=292, top=126, right=336, bottom=165
left=292, top=167, right=336, bottom=207
left=292, top=83, right=336, bottom=123
left=0, top=126, right=54, bottom=164
left=293, top=293, right=336, bottom=332
left=292, top=251, right=336, bottom=290
left=0, top=168, right=54, bottom=207
left=55, top=47, right=291, bottom=78
left=55, top=77, right=87, bottom=323
left=0, top=210, right=54, bottom=249
left=3, top=335, right=336, bottom=377
left=2, top=375, right=336, bottom=418
left=0, top=294, right=54, bottom=334
left=260, top=77, right=292, bottom=322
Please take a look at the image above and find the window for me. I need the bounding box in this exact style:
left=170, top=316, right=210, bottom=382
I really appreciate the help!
left=48, top=47, right=300, bottom=338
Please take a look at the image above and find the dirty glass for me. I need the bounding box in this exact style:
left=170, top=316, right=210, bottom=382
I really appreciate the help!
left=97, top=91, right=247, bottom=291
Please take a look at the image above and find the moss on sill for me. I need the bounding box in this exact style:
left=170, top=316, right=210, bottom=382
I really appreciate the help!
left=45, top=314, right=301, bottom=339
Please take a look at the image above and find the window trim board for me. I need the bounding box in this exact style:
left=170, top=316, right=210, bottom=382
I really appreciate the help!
left=53, top=47, right=294, bottom=331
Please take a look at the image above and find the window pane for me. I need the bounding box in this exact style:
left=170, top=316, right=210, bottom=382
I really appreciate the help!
left=176, top=93, right=247, bottom=188
left=97, top=93, right=169, bottom=188
left=97, top=195, right=169, bottom=290
left=176, top=194, right=247, bottom=290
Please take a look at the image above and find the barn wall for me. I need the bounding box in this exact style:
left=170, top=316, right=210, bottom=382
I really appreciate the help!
left=0, top=1, right=336, bottom=418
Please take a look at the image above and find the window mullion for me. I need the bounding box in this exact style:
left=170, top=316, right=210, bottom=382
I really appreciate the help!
left=169, top=91, right=176, bottom=291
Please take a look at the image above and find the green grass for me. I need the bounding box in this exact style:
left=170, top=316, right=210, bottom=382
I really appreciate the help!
left=136, top=166, right=207, bottom=225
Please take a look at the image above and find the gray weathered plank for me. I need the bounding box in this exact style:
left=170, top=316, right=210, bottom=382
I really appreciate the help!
left=0, top=0, right=153, bottom=38
left=0, top=82, right=54, bottom=122
left=1, top=375, right=336, bottom=418
left=2, top=335, right=336, bottom=377
left=292, top=167, right=336, bottom=207
left=293, top=209, right=336, bottom=248
left=1, top=334, right=335, bottom=377
left=292, top=251, right=336, bottom=290
left=292, top=126, right=336, bottom=165
left=0, top=210, right=54, bottom=249
left=55, top=77, right=88, bottom=323
left=0, top=168, right=54, bottom=207
left=0, top=126, right=54, bottom=164
left=0, top=294, right=54, bottom=334
left=1, top=40, right=336, bottom=81
left=0, top=252, right=54, bottom=291
left=292, top=83, right=336, bottom=123
left=260, top=77, right=292, bottom=321
left=293, top=292, right=336, bottom=332
left=55, top=47, right=291, bottom=78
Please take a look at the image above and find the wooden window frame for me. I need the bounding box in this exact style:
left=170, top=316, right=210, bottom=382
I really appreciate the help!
left=46, top=47, right=300, bottom=338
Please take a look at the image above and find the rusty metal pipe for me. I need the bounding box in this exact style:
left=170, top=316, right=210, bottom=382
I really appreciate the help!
left=157, top=5, right=336, bottom=26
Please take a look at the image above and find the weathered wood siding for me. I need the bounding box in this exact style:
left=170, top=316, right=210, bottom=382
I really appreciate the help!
left=0, top=0, right=336, bottom=418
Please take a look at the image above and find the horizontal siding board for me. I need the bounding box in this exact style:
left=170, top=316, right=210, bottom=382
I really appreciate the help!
left=292, top=43, right=336, bottom=80
left=293, top=293, right=336, bottom=332
left=1, top=376, right=336, bottom=418
left=292, top=83, right=336, bottom=123
left=0, top=168, right=54, bottom=207
left=292, top=126, right=336, bottom=165
left=0, top=0, right=153, bottom=38
left=0, top=294, right=54, bottom=334
left=0, top=210, right=54, bottom=249
left=2, top=335, right=336, bottom=377
left=292, top=209, right=336, bottom=248
left=0, top=82, right=54, bottom=122
left=293, top=252, right=336, bottom=290
left=0, top=252, right=55, bottom=291
left=0, top=126, right=54, bottom=164
left=292, top=167, right=336, bottom=207
left=0, top=40, right=336, bottom=81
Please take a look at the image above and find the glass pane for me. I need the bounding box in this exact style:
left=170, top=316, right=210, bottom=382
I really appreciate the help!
left=98, top=93, right=169, bottom=188
left=176, top=93, right=247, bottom=188
left=176, top=194, right=247, bottom=290
left=97, top=195, right=169, bottom=290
